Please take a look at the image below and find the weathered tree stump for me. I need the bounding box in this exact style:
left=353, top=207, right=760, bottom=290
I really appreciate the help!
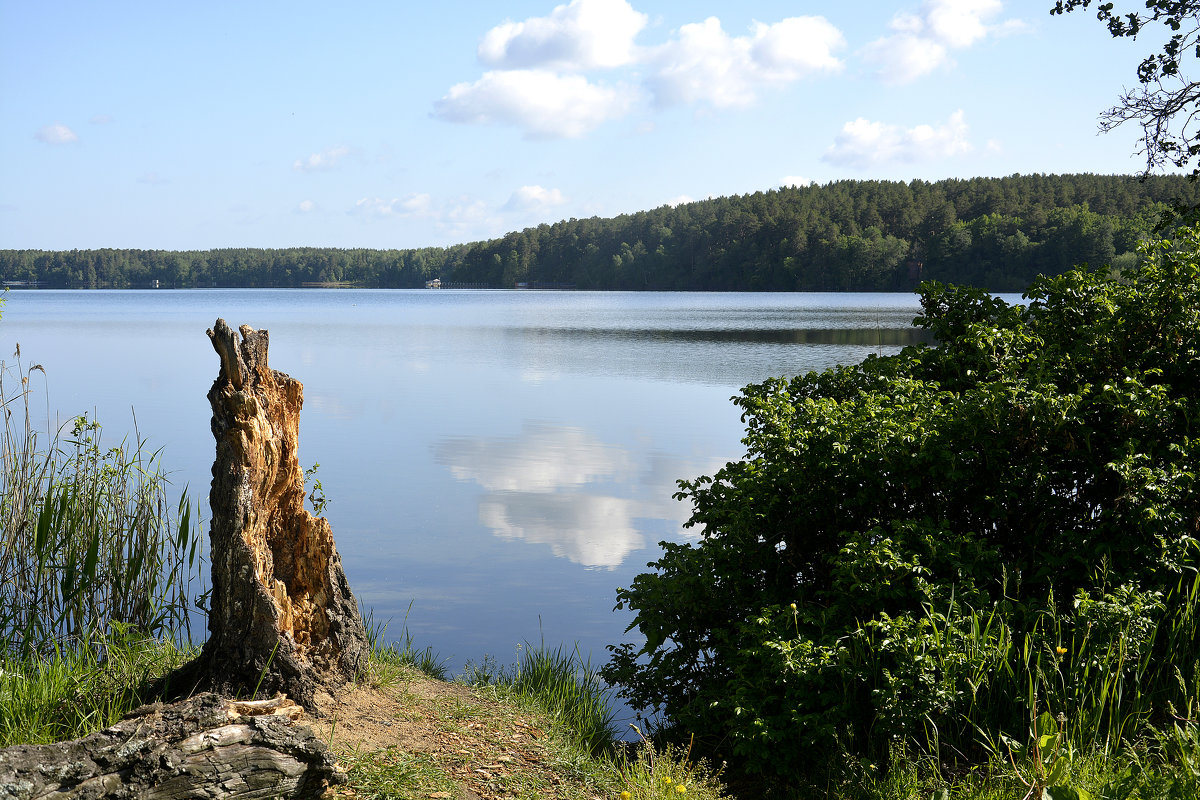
left=166, top=319, right=371, bottom=710
left=0, top=693, right=342, bottom=799
left=0, top=321, right=369, bottom=798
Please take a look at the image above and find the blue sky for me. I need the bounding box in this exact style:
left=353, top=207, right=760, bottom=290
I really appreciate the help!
left=0, top=1, right=1157, bottom=250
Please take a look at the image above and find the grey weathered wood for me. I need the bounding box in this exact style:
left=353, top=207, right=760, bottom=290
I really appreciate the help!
left=0, top=693, right=342, bottom=799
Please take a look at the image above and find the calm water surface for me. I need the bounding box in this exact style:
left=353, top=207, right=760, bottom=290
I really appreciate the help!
left=0, top=289, right=935, bottom=684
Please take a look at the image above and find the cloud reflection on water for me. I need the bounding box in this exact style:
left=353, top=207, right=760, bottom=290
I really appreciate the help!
left=435, top=422, right=712, bottom=569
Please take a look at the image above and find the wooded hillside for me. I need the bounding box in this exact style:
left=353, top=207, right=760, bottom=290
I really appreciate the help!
left=4, top=173, right=1195, bottom=291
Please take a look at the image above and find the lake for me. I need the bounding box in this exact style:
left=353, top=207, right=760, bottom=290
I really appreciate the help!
left=0, top=289, right=934, bottom=685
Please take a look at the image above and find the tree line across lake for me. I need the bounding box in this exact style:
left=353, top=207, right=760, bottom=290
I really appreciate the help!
left=4, top=173, right=1197, bottom=292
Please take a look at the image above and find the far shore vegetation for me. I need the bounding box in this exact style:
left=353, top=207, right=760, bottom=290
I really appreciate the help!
left=5, top=218, right=1200, bottom=798
left=3, top=173, right=1197, bottom=293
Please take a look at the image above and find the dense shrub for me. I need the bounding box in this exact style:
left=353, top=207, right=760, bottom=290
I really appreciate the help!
left=604, top=227, right=1200, bottom=789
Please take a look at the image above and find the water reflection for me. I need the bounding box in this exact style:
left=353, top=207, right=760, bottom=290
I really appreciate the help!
left=524, top=326, right=934, bottom=346
left=479, top=493, right=644, bottom=569
left=435, top=423, right=704, bottom=569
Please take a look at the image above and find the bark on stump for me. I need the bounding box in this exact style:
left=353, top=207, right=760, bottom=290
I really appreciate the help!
left=172, top=319, right=370, bottom=710
left=0, top=694, right=342, bottom=799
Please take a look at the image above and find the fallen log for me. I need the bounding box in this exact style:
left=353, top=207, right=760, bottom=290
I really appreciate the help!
left=0, top=693, right=342, bottom=799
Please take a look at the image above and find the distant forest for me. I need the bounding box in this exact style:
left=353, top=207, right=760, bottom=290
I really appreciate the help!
left=4, top=174, right=1196, bottom=292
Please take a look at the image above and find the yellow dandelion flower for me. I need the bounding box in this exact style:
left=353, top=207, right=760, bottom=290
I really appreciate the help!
left=1056, top=646, right=1068, bottom=655
left=662, top=777, right=673, bottom=785
left=675, top=785, right=687, bottom=794
left=620, top=793, right=631, bottom=800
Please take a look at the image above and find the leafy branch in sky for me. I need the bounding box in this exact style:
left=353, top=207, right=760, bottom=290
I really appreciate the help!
left=1053, top=1, right=1200, bottom=175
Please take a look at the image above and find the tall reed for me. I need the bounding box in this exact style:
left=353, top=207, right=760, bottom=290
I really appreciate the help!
left=0, top=354, right=204, bottom=660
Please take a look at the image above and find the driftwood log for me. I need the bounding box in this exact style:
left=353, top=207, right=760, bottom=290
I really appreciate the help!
left=167, top=319, right=371, bottom=709
left=0, top=694, right=342, bottom=799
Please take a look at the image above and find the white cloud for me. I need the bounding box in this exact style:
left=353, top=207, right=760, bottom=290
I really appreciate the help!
left=293, top=145, right=351, bottom=172
left=434, top=424, right=709, bottom=569
left=437, top=424, right=635, bottom=492
left=864, top=0, right=1007, bottom=84
left=646, top=16, right=844, bottom=109
left=478, top=493, right=645, bottom=569
left=823, top=109, right=972, bottom=168
left=437, top=8, right=846, bottom=138
left=504, top=185, right=567, bottom=212
left=434, top=69, right=634, bottom=138
left=350, top=193, right=433, bottom=219
left=479, top=0, right=647, bottom=70
left=347, top=192, right=500, bottom=240
left=35, top=123, right=77, bottom=144
left=664, top=194, right=694, bottom=207
left=297, top=199, right=317, bottom=213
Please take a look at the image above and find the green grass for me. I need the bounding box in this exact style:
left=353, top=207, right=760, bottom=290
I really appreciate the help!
left=463, top=642, right=618, bottom=757
left=338, top=746, right=456, bottom=800
left=362, top=603, right=450, bottom=685
left=0, top=631, right=195, bottom=747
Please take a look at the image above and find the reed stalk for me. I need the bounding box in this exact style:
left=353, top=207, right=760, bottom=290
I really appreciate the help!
left=0, top=353, right=204, bottom=660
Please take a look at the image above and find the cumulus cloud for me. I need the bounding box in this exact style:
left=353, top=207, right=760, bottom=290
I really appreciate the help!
left=297, top=199, right=317, bottom=213
left=864, top=0, right=1007, bottom=84
left=293, top=145, right=351, bottom=172
left=823, top=110, right=972, bottom=168
left=436, top=4, right=845, bottom=138
left=479, top=0, right=647, bottom=70
left=35, top=123, right=78, bottom=144
left=434, top=424, right=713, bottom=569
left=434, top=69, right=635, bottom=138
left=646, top=16, right=844, bottom=108
left=504, top=185, right=567, bottom=212
left=479, top=493, right=645, bottom=569
left=347, top=192, right=499, bottom=240
left=350, top=193, right=433, bottom=219
left=437, top=424, right=635, bottom=493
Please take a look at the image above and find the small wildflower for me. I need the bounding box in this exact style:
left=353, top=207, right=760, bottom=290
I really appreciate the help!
left=1056, top=646, right=1068, bottom=655
left=789, top=603, right=797, bottom=611
left=662, top=777, right=673, bottom=785
left=620, top=793, right=631, bottom=800
left=675, top=785, right=687, bottom=794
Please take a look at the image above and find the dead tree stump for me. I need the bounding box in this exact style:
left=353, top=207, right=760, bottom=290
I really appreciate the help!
left=0, top=693, right=342, bottom=799
left=170, top=319, right=370, bottom=710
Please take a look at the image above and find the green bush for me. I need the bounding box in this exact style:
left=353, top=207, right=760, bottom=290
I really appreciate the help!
left=604, top=227, right=1200, bottom=789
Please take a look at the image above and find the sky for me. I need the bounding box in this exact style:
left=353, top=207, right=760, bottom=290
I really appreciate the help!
left=0, top=0, right=1163, bottom=251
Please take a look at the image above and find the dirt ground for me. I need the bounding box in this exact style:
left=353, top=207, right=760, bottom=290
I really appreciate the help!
left=307, top=670, right=608, bottom=800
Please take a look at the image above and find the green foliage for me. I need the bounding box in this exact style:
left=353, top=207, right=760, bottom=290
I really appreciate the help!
left=304, top=461, right=328, bottom=517
left=604, top=227, right=1200, bottom=790
left=615, top=731, right=727, bottom=800
left=0, top=174, right=1195, bottom=291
